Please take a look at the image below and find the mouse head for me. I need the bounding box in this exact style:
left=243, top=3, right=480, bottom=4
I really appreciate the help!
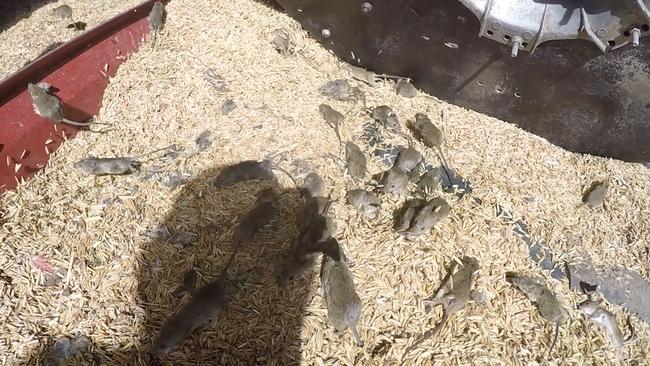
left=276, top=254, right=311, bottom=287
left=73, top=157, right=97, bottom=174
left=151, top=321, right=188, bottom=357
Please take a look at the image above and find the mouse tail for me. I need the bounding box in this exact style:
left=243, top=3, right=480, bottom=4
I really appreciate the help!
left=400, top=312, right=449, bottom=365
left=547, top=323, right=560, bottom=361
left=435, top=147, right=454, bottom=189
left=270, top=165, right=300, bottom=192
left=351, top=325, right=364, bottom=347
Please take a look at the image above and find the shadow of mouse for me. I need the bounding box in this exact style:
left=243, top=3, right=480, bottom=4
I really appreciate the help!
left=20, top=162, right=313, bottom=366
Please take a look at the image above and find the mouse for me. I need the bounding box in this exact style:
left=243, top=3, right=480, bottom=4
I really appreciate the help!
left=73, top=146, right=176, bottom=176
left=319, top=79, right=364, bottom=103
left=231, top=188, right=279, bottom=248
left=295, top=195, right=332, bottom=233
left=343, top=64, right=410, bottom=87
left=28, top=83, right=107, bottom=128
left=396, top=80, right=417, bottom=98
left=276, top=234, right=332, bottom=287
left=300, top=172, right=325, bottom=198
left=346, top=189, right=381, bottom=219
left=408, top=113, right=453, bottom=184
left=394, top=199, right=426, bottom=232
left=319, top=104, right=344, bottom=144
left=321, top=238, right=364, bottom=347
left=345, top=142, right=367, bottom=180
left=74, top=157, right=140, bottom=176
left=149, top=1, right=165, bottom=32
left=583, top=179, right=609, bottom=208
left=52, top=5, right=72, bottom=19
left=213, top=160, right=276, bottom=187
left=506, top=272, right=565, bottom=360
left=152, top=241, right=242, bottom=356
left=271, top=28, right=293, bottom=55
left=578, top=299, right=634, bottom=349
left=394, top=147, right=423, bottom=172
left=399, top=197, right=451, bottom=237
left=370, top=105, right=401, bottom=133
left=377, top=167, right=409, bottom=196
left=400, top=256, right=478, bottom=364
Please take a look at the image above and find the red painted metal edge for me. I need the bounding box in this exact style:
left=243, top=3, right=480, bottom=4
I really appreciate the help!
left=0, top=0, right=170, bottom=194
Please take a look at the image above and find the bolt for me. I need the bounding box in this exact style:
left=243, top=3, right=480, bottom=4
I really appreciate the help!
left=596, top=27, right=608, bottom=38
left=322, top=29, right=331, bottom=38
left=492, top=22, right=502, bottom=30
left=631, top=28, right=641, bottom=47
left=361, top=2, right=372, bottom=13
left=510, top=36, right=523, bottom=57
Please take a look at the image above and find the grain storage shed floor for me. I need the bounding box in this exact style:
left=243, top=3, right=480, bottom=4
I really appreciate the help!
left=1, top=0, right=650, bottom=365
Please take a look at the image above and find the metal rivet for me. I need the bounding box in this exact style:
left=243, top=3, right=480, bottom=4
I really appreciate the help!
left=522, top=32, right=533, bottom=40
left=321, top=29, right=331, bottom=38
left=492, top=22, right=502, bottom=30
left=361, top=2, right=372, bottom=13
left=596, top=28, right=608, bottom=38
left=510, top=36, right=523, bottom=57
left=631, top=28, right=641, bottom=47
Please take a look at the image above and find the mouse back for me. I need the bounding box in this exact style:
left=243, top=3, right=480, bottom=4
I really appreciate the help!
left=28, top=83, right=63, bottom=121
left=345, top=142, right=367, bottom=180
left=213, top=160, right=276, bottom=187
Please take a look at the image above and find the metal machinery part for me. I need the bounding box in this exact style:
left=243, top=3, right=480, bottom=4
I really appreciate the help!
left=274, top=0, right=650, bottom=163
left=461, top=0, right=650, bottom=56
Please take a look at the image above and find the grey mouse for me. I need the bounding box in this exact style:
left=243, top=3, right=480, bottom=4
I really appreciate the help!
left=73, top=146, right=176, bottom=176
left=74, top=157, right=141, bottom=176
left=320, top=238, right=364, bottom=347
left=28, top=83, right=105, bottom=128
left=408, top=113, right=453, bottom=184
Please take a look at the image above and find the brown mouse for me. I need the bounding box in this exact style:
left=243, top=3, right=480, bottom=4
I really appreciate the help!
left=408, top=113, right=453, bottom=184
left=231, top=188, right=279, bottom=248
left=578, top=299, right=631, bottom=348
left=370, top=105, right=401, bottom=133
left=394, top=147, right=423, bottom=172
left=401, top=256, right=478, bottom=364
left=300, top=172, right=325, bottom=197
left=345, top=142, right=367, bottom=179
left=398, top=197, right=450, bottom=237
left=213, top=160, right=276, bottom=187
left=377, top=167, right=409, bottom=196
left=321, top=238, right=364, bottom=347
left=319, top=104, right=344, bottom=144
left=506, top=272, right=565, bottom=359
left=396, top=80, right=417, bottom=98
left=346, top=189, right=381, bottom=218
left=276, top=235, right=332, bottom=287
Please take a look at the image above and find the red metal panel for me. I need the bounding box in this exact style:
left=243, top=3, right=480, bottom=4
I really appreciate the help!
left=0, top=0, right=169, bottom=193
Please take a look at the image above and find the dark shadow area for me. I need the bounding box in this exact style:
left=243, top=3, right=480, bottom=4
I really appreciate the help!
left=0, top=0, right=58, bottom=32
left=18, top=163, right=312, bottom=365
